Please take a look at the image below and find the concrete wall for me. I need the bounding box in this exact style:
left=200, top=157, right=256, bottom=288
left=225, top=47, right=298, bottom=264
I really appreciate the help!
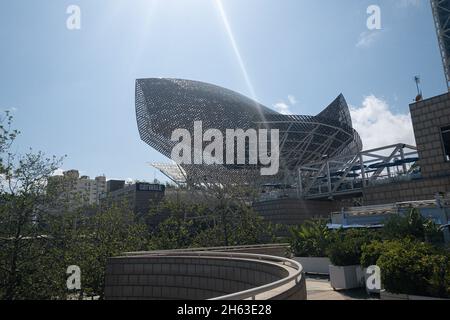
left=104, top=256, right=306, bottom=300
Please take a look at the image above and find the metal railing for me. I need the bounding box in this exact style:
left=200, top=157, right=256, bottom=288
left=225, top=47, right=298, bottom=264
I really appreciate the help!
left=209, top=252, right=303, bottom=301
left=124, top=243, right=290, bottom=257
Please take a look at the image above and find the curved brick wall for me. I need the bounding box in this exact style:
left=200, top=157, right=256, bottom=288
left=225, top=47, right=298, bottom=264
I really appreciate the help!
left=105, top=255, right=306, bottom=300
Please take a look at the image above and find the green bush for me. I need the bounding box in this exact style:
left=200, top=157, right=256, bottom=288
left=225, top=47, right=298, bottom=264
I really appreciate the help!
left=426, top=254, right=450, bottom=298
left=289, top=219, right=330, bottom=257
left=360, top=240, right=387, bottom=268
left=382, top=209, right=444, bottom=245
left=327, top=229, right=380, bottom=266
left=361, top=238, right=450, bottom=298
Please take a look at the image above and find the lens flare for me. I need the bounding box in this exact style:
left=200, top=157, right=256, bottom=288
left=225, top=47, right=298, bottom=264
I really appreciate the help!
left=215, top=0, right=257, bottom=102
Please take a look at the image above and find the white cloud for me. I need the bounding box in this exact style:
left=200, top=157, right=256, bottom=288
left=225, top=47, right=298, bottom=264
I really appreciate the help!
left=350, top=95, right=416, bottom=150
left=273, top=95, right=297, bottom=115
left=288, top=95, right=297, bottom=105
left=274, top=102, right=292, bottom=115
left=356, top=30, right=382, bottom=48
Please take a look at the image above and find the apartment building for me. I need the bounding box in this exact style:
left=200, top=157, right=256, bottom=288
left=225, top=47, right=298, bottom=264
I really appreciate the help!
left=49, top=169, right=107, bottom=207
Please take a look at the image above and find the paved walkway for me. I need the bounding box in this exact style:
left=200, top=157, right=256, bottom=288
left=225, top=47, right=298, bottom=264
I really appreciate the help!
left=306, top=276, right=375, bottom=300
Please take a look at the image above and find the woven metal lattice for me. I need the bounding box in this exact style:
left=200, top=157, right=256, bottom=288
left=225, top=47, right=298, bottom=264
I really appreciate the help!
left=136, top=78, right=362, bottom=186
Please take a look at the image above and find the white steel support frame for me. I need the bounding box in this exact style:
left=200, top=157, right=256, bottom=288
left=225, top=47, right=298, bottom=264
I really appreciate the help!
left=298, top=144, right=419, bottom=199
left=256, top=119, right=359, bottom=170
left=150, top=163, right=188, bottom=186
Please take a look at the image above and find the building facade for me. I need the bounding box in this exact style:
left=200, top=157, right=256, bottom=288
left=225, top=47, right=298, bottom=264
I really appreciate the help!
left=48, top=170, right=107, bottom=207
left=102, top=182, right=165, bottom=216
left=363, top=92, right=450, bottom=205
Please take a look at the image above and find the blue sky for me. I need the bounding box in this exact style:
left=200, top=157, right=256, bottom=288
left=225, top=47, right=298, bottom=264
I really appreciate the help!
left=0, top=0, right=446, bottom=182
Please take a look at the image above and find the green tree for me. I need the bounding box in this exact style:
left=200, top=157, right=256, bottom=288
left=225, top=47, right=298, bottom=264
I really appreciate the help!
left=0, top=111, right=66, bottom=299
left=193, top=202, right=276, bottom=247
left=149, top=216, right=196, bottom=250
left=0, top=112, right=150, bottom=300
left=66, top=205, right=148, bottom=299
left=190, top=183, right=276, bottom=247
left=146, top=199, right=213, bottom=250
left=146, top=195, right=276, bottom=250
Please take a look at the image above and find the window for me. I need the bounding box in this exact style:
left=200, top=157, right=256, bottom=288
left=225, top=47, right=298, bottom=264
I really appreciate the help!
left=441, top=126, right=450, bottom=162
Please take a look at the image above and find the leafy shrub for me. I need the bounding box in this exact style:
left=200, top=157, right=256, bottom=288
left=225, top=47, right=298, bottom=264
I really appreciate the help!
left=383, top=209, right=444, bottom=245
left=362, top=238, right=450, bottom=298
left=289, top=219, right=330, bottom=257
left=360, top=240, right=387, bottom=268
left=327, top=229, right=380, bottom=266
left=426, top=254, right=450, bottom=298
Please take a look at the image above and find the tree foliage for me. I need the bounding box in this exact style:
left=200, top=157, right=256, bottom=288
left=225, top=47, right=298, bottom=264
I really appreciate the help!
left=146, top=198, right=276, bottom=249
left=0, top=111, right=65, bottom=299
left=192, top=202, right=276, bottom=247
left=0, top=113, right=149, bottom=299
left=0, top=112, right=279, bottom=299
left=62, top=206, right=148, bottom=299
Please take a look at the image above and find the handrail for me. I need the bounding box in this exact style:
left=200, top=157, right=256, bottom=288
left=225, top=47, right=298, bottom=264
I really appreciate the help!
left=210, top=254, right=303, bottom=301
left=124, top=243, right=290, bottom=257
left=123, top=251, right=303, bottom=301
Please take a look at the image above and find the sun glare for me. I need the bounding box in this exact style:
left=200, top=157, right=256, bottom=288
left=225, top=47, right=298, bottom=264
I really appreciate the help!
left=215, top=0, right=257, bottom=102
